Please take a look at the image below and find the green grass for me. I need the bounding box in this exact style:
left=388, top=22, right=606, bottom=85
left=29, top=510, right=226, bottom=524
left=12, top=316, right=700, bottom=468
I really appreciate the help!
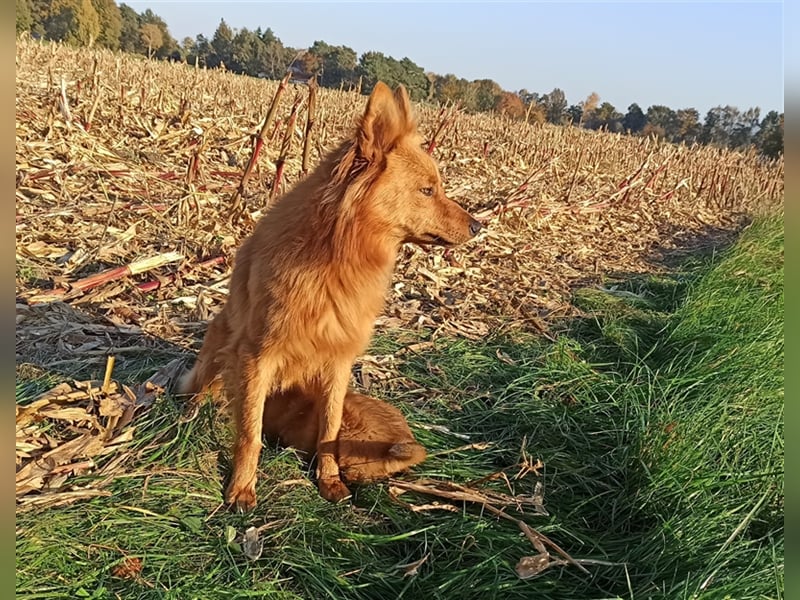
left=16, top=214, right=784, bottom=599
left=16, top=255, right=48, bottom=287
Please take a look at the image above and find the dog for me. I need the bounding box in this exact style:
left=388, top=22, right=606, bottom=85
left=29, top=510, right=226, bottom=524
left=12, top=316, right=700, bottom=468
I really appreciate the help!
left=263, top=388, right=427, bottom=483
left=178, top=81, right=481, bottom=509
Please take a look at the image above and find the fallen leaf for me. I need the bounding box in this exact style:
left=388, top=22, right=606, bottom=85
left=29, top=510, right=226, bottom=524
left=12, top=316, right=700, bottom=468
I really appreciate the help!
left=243, top=526, right=263, bottom=561
left=515, top=554, right=552, bottom=579
left=98, top=395, right=123, bottom=418
left=23, top=241, right=69, bottom=258
left=398, top=553, right=430, bottom=577
left=225, top=525, right=237, bottom=544
left=111, top=557, right=143, bottom=580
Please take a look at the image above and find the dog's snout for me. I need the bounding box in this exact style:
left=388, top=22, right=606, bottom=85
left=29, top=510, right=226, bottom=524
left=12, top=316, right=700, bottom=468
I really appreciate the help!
left=469, top=218, right=483, bottom=237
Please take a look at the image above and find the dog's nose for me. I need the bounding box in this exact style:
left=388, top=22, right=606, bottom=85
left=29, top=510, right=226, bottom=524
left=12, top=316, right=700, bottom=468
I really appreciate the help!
left=469, top=219, right=483, bottom=237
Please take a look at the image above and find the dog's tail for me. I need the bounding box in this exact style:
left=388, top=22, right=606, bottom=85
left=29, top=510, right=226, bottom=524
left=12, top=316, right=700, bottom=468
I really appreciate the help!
left=176, top=360, right=221, bottom=397
left=388, top=441, right=427, bottom=466
left=176, top=310, right=229, bottom=398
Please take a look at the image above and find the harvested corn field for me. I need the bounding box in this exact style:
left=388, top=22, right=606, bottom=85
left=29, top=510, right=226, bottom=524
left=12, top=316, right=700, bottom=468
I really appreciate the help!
left=15, top=38, right=782, bottom=359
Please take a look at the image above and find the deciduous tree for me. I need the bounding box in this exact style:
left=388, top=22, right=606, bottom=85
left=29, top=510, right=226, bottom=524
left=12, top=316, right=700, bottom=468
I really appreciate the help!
left=306, top=40, right=358, bottom=88
left=565, top=104, right=582, bottom=125
left=622, top=103, right=646, bottom=133
left=259, top=28, right=293, bottom=79
left=494, top=91, right=525, bottom=119
left=91, top=0, right=121, bottom=49
left=527, top=102, right=547, bottom=125
left=471, top=79, right=502, bottom=112
left=755, top=110, right=784, bottom=159
left=730, top=107, right=760, bottom=149
left=595, top=102, right=623, bottom=132
left=646, top=105, right=679, bottom=141
left=357, top=52, right=428, bottom=100
left=139, top=22, right=162, bottom=57
left=542, top=88, right=567, bottom=124
left=675, top=108, right=701, bottom=145
left=580, top=91, right=600, bottom=127
left=16, top=0, right=33, bottom=34
left=118, top=3, right=141, bottom=53
left=139, top=8, right=176, bottom=58
left=434, top=74, right=470, bottom=107
left=29, top=0, right=51, bottom=36
left=45, top=0, right=100, bottom=46
left=701, top=106, right=739, bottom=148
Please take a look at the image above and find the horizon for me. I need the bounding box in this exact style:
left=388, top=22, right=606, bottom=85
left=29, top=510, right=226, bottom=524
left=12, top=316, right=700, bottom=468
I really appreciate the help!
left=123, top=1, right=784, bottom=116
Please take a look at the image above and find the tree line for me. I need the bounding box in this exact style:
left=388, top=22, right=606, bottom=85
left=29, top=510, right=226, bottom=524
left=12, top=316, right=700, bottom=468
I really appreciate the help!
left=17, top=0, right=783, bottom=159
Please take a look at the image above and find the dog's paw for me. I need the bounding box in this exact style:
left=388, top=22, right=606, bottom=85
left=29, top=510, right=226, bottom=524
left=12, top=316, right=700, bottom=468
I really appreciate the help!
left=225, top=482, right=257, bottom=513
left=318, top=478, right=352, bottom=503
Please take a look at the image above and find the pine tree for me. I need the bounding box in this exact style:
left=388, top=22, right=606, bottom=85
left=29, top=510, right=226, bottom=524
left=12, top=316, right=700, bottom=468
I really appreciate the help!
left=210, top=19, right=234, bottom=68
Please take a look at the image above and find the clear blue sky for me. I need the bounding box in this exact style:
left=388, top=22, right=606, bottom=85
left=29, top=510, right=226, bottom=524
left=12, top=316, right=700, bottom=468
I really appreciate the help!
left=124, top=1, right=784, bottom=116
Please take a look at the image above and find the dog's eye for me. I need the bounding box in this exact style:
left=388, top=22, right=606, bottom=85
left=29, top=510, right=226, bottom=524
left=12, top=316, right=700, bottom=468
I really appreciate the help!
left=420, top=187, right=434, bottom=197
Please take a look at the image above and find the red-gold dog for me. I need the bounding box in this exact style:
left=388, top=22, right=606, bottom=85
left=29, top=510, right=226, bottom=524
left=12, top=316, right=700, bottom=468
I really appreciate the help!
left=179, top=82, right=481, bottom=508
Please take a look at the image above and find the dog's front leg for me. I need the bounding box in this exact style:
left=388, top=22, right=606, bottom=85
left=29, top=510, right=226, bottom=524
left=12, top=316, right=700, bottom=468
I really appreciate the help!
left=225, top=350, right=275, bottom=512
left=317, top=364, right=352, bottom=502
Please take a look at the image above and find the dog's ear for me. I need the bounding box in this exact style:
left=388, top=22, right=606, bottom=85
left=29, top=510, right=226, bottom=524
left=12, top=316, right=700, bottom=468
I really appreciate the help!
left=357, top=81, right=407, bottom=162
left=393, top=84, right=416, bottom=132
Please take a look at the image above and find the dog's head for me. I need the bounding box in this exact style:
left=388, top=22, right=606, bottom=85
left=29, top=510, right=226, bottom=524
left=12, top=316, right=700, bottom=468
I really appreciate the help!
left=345, top=82, right=482, bottom=248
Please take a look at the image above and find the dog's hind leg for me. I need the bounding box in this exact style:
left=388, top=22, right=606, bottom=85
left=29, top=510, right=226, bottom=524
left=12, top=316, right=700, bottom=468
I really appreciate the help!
left=316, top=362, right=353, bottom=503
left=224, top=345, right=277, bottom=512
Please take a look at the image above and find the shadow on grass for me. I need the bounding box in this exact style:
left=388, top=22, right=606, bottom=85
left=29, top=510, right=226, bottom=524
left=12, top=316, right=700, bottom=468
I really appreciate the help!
left=15, top=300, right=194, bottom=401
left=378, top=271, right=780, bottom=598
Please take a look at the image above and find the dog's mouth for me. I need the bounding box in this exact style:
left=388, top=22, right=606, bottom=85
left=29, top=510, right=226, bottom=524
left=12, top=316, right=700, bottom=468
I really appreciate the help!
left=407, top=233, right=454, bottom=248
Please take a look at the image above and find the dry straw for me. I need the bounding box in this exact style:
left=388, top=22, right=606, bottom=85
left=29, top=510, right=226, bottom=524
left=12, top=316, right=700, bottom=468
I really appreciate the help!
left=16, top=39, right=782, bottom=347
